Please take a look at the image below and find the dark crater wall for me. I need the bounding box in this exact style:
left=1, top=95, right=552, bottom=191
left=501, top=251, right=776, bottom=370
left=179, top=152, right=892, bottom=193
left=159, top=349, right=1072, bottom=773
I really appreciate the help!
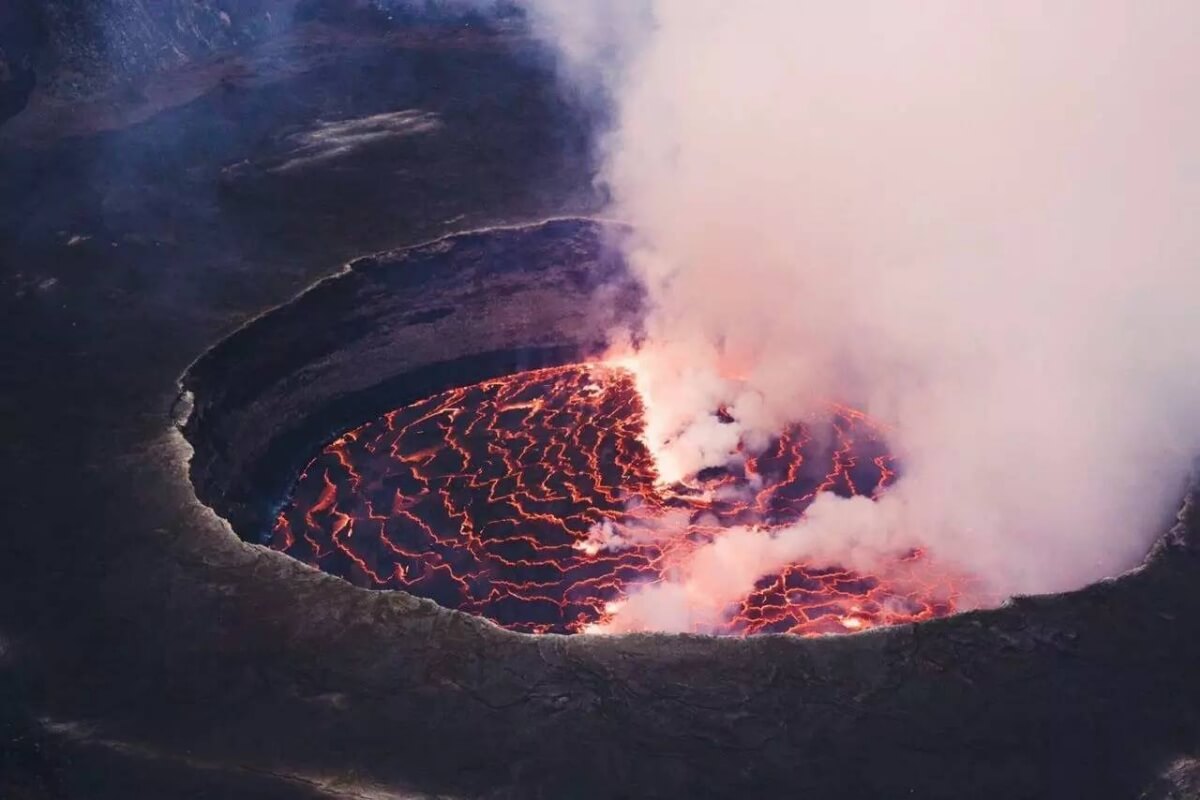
left=182, top=217, right=640, bottom=542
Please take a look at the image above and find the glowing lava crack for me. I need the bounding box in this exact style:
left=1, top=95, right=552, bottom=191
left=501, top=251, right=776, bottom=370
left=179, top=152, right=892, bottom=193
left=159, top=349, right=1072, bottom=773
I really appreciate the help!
left=272, top=363, right=965, bottom=635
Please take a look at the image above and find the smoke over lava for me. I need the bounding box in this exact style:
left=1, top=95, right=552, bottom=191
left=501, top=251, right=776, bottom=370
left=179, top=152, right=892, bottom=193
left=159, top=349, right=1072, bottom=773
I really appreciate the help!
left=273, top=363, right=968, bottom=635
left=507, top=1, right=1200, bottom=628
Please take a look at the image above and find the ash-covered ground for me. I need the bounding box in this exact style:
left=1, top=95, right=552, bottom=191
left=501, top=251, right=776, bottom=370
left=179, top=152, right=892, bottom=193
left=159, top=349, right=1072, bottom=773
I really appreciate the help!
left=1, top=4, right=1200, bottom=799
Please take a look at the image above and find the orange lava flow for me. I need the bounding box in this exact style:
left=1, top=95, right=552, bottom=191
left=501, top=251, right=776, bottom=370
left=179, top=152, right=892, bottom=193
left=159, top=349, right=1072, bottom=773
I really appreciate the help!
left=272, top=363, right=967, bottom=635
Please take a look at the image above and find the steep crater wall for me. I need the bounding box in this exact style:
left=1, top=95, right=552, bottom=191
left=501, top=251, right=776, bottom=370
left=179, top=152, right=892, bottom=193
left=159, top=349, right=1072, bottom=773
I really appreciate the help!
left=181, top=217, right=640, bottom=541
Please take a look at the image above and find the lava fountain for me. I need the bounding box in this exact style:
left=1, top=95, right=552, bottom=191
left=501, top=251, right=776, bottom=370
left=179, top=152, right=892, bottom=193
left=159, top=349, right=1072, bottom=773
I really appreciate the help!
left=272, top=360, right=971, bottom=635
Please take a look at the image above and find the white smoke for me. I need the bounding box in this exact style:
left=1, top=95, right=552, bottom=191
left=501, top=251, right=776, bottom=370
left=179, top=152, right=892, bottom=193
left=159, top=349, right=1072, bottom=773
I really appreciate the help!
left=522, top=2, right=1200, bottom=632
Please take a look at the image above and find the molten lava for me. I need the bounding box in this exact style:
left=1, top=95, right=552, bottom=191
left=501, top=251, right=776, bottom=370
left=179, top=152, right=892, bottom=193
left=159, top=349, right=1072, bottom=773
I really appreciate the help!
left=272, top=363, right=966, bottom=635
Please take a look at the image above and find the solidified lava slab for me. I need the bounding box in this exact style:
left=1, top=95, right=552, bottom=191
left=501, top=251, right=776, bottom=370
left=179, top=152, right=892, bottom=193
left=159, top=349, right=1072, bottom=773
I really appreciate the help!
left=272, top=361, right=966, bottom=635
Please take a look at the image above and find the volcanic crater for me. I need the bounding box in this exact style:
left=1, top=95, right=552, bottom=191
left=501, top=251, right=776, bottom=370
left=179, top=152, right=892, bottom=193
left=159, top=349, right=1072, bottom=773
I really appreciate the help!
left=183, top=217, right=967, bottom=637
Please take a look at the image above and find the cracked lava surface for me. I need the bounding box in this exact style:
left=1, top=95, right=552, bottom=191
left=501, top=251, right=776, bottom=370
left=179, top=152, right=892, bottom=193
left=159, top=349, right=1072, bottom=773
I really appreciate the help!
left=271, top=362, right=966, bottom=635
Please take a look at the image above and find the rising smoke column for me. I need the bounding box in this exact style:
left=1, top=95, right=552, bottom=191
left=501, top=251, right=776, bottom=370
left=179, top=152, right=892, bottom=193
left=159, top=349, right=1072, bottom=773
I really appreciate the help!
left=524, top=2, right=1200, bottom=632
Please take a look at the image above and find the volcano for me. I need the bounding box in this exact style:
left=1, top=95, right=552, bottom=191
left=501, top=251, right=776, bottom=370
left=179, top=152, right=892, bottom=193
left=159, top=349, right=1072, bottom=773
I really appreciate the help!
left=271, top=360, right=966, bottom=635
left=159, top=218, right=1200, bottom=799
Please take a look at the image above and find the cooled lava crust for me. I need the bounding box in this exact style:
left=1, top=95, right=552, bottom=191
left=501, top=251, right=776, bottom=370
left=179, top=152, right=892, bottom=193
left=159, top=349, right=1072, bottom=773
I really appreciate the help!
left=273, top=361, right=963, bottom=635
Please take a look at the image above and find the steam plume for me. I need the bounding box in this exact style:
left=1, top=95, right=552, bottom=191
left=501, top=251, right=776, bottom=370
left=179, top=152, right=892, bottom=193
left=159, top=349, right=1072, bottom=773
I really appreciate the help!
left=527, top=2, right=1200, bottom=632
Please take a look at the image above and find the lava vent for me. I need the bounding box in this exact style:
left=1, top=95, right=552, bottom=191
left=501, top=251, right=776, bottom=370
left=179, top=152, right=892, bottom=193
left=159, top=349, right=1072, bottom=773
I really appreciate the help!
left=272, top=362, right=967, bottom=635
